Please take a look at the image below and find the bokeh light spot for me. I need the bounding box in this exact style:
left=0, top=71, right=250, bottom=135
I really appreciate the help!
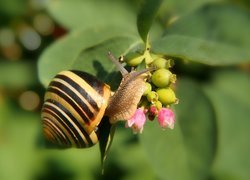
left=33, top=13, right=55, bottom=36
left=19, top=91, right=40, bottom=111
left=19, top=27, right=41, bottom=51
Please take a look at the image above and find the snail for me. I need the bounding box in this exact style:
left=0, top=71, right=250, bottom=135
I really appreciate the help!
left=41, top=52, right=152, bottom=148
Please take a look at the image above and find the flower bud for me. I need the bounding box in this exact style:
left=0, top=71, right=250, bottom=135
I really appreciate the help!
left=157, top=88, right=177, bottom=105
left=148, top=105, right=158, bottom=121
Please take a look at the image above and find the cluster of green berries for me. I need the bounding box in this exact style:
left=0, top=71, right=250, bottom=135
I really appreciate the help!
left=123, top=48, right=178, bottom=120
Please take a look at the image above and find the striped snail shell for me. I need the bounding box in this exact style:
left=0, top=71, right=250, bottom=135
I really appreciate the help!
left=42, top=70, right=111, bottom=148
left=41, top=53, right=151, bottom=148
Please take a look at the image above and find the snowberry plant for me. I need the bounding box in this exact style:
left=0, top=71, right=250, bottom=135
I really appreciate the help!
left=38, top=0, right=250, bottom=179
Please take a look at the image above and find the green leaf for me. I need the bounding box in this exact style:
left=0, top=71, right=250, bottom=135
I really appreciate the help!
left=98, top=116, right=116, bottom=173
left=0, top=61, right=38, bottom=88
left=38, top=26, right=139, bottom=87
left=140, top=79, right=216, bottom=180
left=158, top=0, right=222, bottom=20
left=74, top=36, right=141, bottom=88
left=164, top=4, right=250, bottom=49
left=47, top=0, right=135, bottom=31
left=203, top=70, right=250, bottom=179
left=155, top=4, right=250, bottom=65
left=152, top=35, right=250, bottom=65
left=99, top=127, right=155, bottom=180
left=137, top=0, right=163, bottom=42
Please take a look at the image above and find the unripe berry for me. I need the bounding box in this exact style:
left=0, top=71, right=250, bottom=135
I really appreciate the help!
left=126, top=52, right=144, bottom=66
left=143, top=82, right=152, bottom=95
left=152, top=69, right=172, bottom=88
left=152, top=58, right=168, bottom=69
left=155, top=100, right=162, bottom=110
left=147, top=91, right=158, bottom=103
left=157, top=88, right=177, bottom=105
left=144, top=50, right=153, bottom=64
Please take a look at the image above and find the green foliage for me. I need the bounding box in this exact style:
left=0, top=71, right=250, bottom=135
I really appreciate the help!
left=137, top=0, right=163, bottom=42
left=38, top=2, right=250, bottom=86
left=152, top=34, right=250, bottom=65
left=204, top=70, right=250, bottom=179
left=38, top=27, right=139, bottom=87
left=37, top=0, right=250, bottom=179
left=46, top=0, right=136, bottom=31
left=155, top=4, right=250, bottom=65
left=1, top=0, right=250, bottom=179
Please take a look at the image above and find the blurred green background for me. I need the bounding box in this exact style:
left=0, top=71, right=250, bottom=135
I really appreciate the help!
left=0, top=0, right=250, bottom=180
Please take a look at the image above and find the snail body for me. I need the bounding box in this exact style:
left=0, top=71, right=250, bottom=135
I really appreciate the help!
left=41, top=53, right=150, bottom=148
left=106, top=71, right=148, bottom=123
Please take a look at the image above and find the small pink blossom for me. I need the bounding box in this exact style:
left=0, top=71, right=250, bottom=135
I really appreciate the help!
left=148, top=105, right=158, bottom=121
left=126, top=108, right=146, bottom=134
left=157, top=108, right=175, bottom=129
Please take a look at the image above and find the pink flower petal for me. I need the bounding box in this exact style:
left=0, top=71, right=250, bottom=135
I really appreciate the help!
left=126, top=118, right=135, bottom=127
left=157, top=108, right=175, bottom=129
left=126, top=108, right=146, bottom=134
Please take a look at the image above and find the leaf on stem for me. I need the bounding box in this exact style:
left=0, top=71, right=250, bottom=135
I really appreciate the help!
left=137, top=0, right=163, bottom=43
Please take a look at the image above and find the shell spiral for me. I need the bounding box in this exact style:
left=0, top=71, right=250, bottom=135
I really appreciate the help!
left=41, top=70, right=111, bottom=148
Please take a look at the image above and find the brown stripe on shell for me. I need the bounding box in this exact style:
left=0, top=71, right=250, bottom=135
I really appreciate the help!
left=42, top=70, right=111, bottom=148
left=42, top=100, right=92, bottom=148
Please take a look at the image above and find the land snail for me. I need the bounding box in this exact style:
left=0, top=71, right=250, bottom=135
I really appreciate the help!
left=41, top=52, right=154, bottom=148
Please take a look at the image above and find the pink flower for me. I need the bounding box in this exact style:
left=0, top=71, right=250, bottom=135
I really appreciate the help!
left=148, top=106, right=158, bottom=121
left=126, top=108, right=146, bottom=134
left=157, top=108, right=175, bottom=129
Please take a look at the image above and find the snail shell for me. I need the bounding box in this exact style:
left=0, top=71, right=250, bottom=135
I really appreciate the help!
left=41, top=70, right=110, bottom=148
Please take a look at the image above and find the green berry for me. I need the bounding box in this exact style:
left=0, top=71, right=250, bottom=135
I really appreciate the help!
left=147, top=91, right=158, bottom=103
left=143, top=82, right=152, bottom=95
left=127, top=56, right=144, bottom=66
left=152, top=69, right=172, bottom=88
left=157, top=88, right=177, bottom=105
left=144, top=50, right=153, bottom=64
left=126, top=52, right=144, bottom=66
left=155, top=100, right=162, bottom=110
left=152, top=58, right=168, bottom=69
